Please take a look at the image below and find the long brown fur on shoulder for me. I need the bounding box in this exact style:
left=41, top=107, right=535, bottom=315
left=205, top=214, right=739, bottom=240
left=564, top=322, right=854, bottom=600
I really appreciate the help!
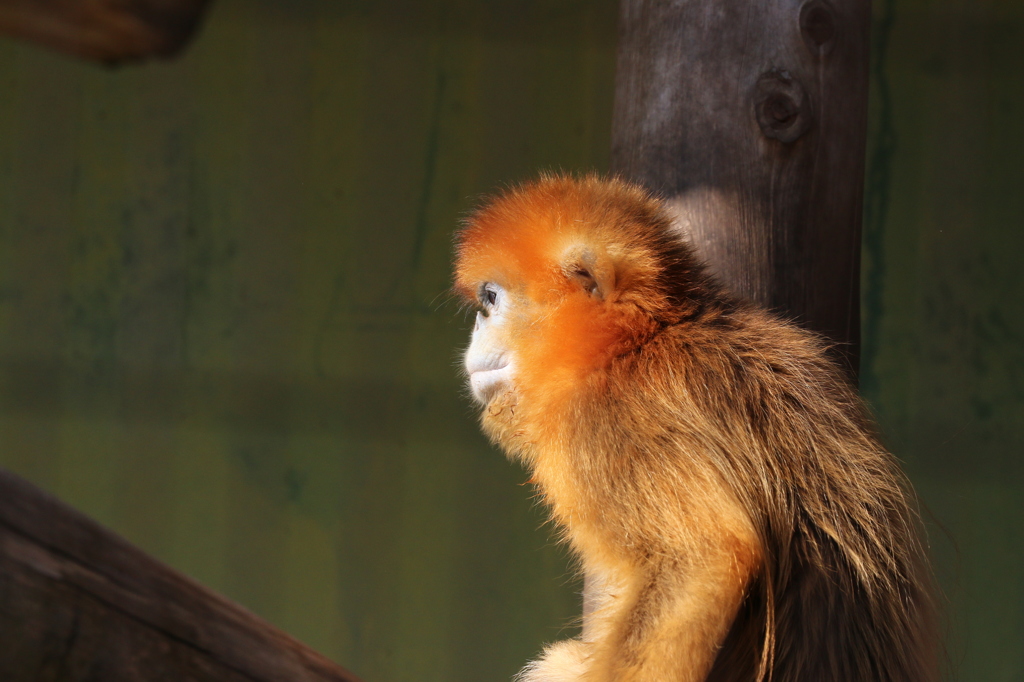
left=455, top=174, right=939, bottom=682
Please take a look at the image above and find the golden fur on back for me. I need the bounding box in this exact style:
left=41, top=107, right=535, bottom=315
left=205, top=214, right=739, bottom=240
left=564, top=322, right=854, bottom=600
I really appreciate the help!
left=455, top=175, right=938, bottom=682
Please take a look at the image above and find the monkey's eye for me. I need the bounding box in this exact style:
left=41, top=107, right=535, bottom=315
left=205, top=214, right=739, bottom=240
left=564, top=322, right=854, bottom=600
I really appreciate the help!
left=480, top=285, right=498, bottom=307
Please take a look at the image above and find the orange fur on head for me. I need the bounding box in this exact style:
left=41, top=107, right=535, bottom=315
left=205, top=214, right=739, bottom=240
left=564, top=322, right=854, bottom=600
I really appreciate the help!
left=455, top=175, right=939, bottom=682
left=456, top=176, right=679, bottom=422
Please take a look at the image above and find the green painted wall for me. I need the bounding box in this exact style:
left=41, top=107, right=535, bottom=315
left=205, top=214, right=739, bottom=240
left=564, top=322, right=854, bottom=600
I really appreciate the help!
left=862, top=1, right=1024, bottom=679
left=0, top=2, right=617, bottom=680
left=0, top=1, right=1020, bottom=681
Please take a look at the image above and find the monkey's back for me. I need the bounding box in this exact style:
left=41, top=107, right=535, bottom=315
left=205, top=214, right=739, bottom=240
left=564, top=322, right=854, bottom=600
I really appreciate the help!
left=637, top=306, right=939, bottom=682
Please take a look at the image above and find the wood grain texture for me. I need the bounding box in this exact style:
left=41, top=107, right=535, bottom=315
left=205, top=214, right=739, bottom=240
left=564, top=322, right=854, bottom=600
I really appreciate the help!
left=0, top=0, right=211, bottom=63
left=611, top=0, right=871, bottom=373
left=0, top=468, right=363, bottom=682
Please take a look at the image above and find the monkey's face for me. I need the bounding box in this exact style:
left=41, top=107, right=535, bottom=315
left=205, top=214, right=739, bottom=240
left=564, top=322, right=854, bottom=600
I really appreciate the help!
left=464, top=281, right=516, bottom=405
left=458, top=249, right=648, bottom=453
left=454, top=176, right=676, bottom=446
left=459, top=257, right=618, bottom=414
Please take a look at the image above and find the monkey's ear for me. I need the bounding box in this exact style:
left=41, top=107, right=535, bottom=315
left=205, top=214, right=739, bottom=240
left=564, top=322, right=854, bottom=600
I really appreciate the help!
left=563, top=247, right=612, bottom=300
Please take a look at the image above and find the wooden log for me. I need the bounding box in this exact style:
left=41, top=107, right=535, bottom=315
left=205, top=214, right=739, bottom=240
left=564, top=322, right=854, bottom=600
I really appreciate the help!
left=0, top=0, right=211, bottom=63
left=583, top=0, right=872, bottom=633
left=0, top=468, right=364, bottom=682
left=611, top=0, right=871, bottom=374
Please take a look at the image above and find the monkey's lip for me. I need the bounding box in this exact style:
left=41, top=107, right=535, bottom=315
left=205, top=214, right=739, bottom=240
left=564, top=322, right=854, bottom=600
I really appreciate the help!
left=468, top=364, right=511, bottom=403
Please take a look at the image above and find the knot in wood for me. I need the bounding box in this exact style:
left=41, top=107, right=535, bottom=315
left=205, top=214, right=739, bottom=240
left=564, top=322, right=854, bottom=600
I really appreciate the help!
left=753, top=70, right=811, bottom=144
left=800, top=0, right=838, bottom=55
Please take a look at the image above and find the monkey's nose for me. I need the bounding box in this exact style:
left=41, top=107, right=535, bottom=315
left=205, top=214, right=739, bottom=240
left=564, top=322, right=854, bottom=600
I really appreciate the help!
left=474, top=311, right=484, bottom=332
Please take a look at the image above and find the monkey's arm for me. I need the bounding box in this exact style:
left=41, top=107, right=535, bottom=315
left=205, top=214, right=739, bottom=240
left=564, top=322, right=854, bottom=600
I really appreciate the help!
left=591, top=530, right=760, bottom=682
left=520, top=511, right=760, bottom=682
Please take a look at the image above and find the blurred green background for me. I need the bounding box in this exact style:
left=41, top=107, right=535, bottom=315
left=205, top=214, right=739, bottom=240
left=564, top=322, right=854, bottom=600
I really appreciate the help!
left=0, top=0, right=1020, bottom=680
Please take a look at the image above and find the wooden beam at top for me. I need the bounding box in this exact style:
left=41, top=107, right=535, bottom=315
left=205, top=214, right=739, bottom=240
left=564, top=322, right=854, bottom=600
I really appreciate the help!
left=0, top=0, right=212, bottom=64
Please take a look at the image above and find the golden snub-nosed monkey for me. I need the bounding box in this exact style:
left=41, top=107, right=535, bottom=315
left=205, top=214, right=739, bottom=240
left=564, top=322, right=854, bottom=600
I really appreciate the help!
left=454, top=175, right=938, bottom=682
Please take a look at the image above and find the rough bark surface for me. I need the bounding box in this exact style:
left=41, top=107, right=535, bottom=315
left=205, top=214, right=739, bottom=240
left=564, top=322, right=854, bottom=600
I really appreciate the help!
left=0, top=469, right=364, bottom=682
left=0, top=0, right=211, bottom=63
left=611, top=0, right=870, bottom=373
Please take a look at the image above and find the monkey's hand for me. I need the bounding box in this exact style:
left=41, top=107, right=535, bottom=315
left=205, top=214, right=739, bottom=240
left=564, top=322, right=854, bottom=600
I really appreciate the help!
left=515, top=638, right=590, bottom=682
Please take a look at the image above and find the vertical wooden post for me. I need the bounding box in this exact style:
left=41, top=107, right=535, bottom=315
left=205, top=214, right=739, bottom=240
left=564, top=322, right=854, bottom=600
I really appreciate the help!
left=583, top=0, right=872, bottom=635
left=610, top=0, right=871, bottom=375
